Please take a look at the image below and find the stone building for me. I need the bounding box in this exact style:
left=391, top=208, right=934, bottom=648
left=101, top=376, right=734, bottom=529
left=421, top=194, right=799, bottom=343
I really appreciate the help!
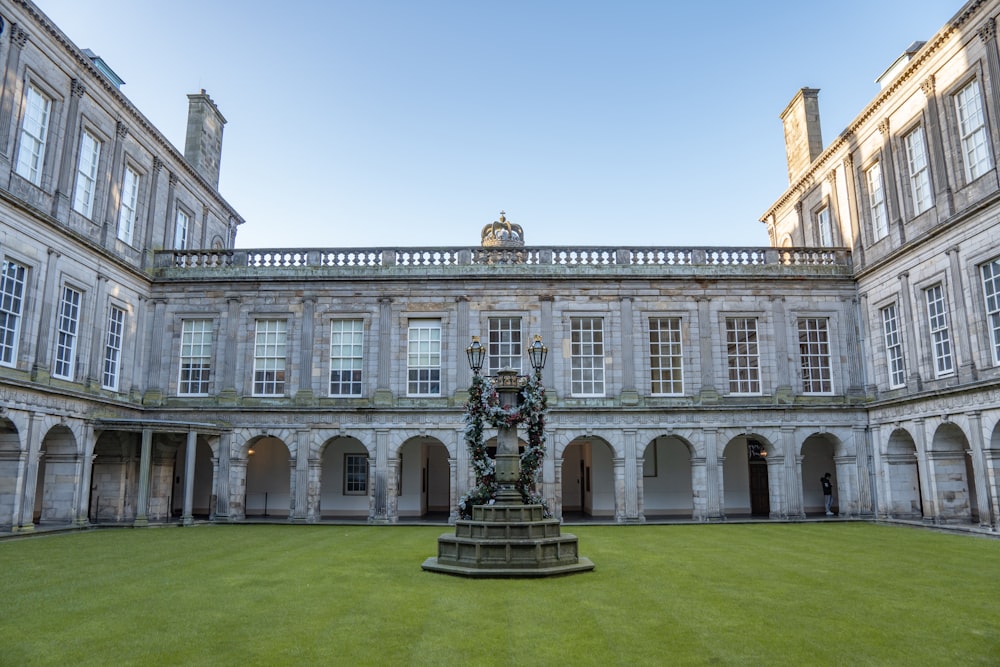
left=0, top=0, right=997, bottom=532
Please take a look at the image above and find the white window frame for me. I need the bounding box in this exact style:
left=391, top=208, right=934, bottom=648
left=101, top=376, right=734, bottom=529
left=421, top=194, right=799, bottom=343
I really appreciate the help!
left=649, top=317, right=683, bottom=395
left=179, top=319, right=213, bottom=396
left=570, top=317, right=605, bottom=397
left=488, top=316, right=522, bottom=374
left=344, top=453, right=369, bottom=495
left=253, top=319, right=287, bottom=396
left=797, top=318, right=833, bottom=394
left=174, top=209, right=190, bottom=250
left=15, top=84, right=51, bottom=185
left=955, top=79, right=991, bottom=182
left=924, top=284, right=954, bottom=377
left=816, top=206, right=833, bottom=247
left=53, top=286, right=82, bottom=381
left=865, top=161, right=889, bottom=241
left=726, top=317, right=761, bottom=394
left=73, top=129, right=101, bottom=218
left=330, top=319, right=364, bottom=397
left=0, top=260, right=28, bottom=367
left=117, top=165, right=140, bottom=245
left=904, top=126, right=933, bottom=215
left=102, top=305, right=126, bottom=391
left=407, top=319, right=441, bottom=396
left=881, top=304, right=906, bottom=389
left=980, top=258, right=1000, bottom=365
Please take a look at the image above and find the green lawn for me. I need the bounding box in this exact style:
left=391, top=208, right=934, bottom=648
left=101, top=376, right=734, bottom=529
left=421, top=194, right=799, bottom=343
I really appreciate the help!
left=1, top=523, right=998, bottom=666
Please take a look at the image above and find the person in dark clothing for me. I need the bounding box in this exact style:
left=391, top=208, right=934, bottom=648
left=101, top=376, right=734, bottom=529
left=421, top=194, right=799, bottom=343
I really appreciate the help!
left=822, top=472, right=834, bottom=516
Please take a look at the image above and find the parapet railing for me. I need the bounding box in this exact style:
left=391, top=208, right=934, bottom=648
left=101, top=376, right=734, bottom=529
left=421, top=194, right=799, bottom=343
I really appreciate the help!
left=157, top=246, right=851, bottom=270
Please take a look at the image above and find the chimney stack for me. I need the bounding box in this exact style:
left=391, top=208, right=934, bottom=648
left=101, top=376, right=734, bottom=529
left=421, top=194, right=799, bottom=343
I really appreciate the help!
left=779, top=88, right=823, bottom=184
left=184, top=89, right=226, bottom=189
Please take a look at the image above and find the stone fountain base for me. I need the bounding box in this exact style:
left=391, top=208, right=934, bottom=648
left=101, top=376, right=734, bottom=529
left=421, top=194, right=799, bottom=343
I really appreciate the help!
left=422, top=504, right=594, bottom=578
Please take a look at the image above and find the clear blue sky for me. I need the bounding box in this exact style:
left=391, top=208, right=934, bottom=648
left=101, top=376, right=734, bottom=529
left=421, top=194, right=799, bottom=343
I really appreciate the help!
left=39, top=0, right=960, bottom=249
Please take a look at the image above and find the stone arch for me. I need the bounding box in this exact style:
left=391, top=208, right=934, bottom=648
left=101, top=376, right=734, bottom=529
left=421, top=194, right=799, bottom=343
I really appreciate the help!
left=0, top=417, right=23, bottom=529
left=318, top=435, right=371, bottom=519
left=721, top=433, right=775, bottom=517
left=883, top=428, right=922, bottom=518
left=800, top=432, right=841, bottom=516
left=641, top=434, right=696, bottom=518
left=929, top=422, right=973, bottom=522
left=397, top=435, right=450, bottom=520
left=34, top=424, right=79, bottom=525
left=244, top=435, right=292, bottom=518
left=559, top=436, right=615, bottom=519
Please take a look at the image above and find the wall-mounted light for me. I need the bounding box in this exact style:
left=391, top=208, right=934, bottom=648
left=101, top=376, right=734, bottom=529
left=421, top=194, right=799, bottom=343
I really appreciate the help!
left=527, top=335, right=548, bottom=373
left=466, top=336, right=485, bottom=375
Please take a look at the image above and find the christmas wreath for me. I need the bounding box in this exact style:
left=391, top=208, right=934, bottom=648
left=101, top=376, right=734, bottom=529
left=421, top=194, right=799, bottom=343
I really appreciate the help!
left=458, top=372, right=548, bottom=517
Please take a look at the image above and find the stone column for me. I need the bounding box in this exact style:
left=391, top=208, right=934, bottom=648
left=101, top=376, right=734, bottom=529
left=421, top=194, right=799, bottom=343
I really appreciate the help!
left=447, top=457, right=458, bottom=524
left=854, top=425, right=874, bottom=516
left=307, top=457, right=321, bottom=523
left=371, top=429, right=391, bottom=522
left=841, top=153, right=865, bottom=264
left=842, top=297, right=865, bottom=397
left=898, top=272, right=922, bottom=391
left=869, top=424, right=891, bottom=519
left=612, top=456, right=626, bottom=523
left=877, top=119, right=906, bottom=244
left=143, top=299, right=166, bottom=404
left=967, top=411, right=993, bottom=528
left=229, top=453, right=247, bottom=521
left=859, top=292, right=877, bottom=396
left=913, top=418, right=935, bottom=520
left=296, top=298, right=315, bottom=402
left=622, top=429, right=639, bottom=521
left=214, top=432, right=232, bottom=520
left=134, top=428, right=153, bottom=526
left=0, top=24, right=29, bottom=160
left=703, top=428, right=723, bottom=519
left=86, top=274, right=109, bottom=389
left=139, top=158, right=163, bottom=265
left=102, top=121, right=129, bottom=249
left=30, top=248, right=61, bottom=382
left=52, top=79, right=86, bottom=220
left=455, top=296, right=470, bottom=393
left=834, top=455, right=857, bottom=517
left=162, top=171, right=178, bottom=249
left=74, top=421, right=97, bottom=525
left=946, top=246, right=975, bottom=382
left=771, top=296, right=792, bottom=401
left=920, top=76, right=954, bottom=216
left=539, top=295, right=555, bottom=393
left=767, top=454, right=787, bottom=519
left=691, top=454, right=707, bottom=521
left=696, top=298, right=719, bottom=402
left=292, top=429, right=310, bottom=522
left=375, top=298, right=393, bottom=405
left=181, top=430, right=197, bottom=526
left=782, top=426, right=804, bottom=518
left=620, top=297, right=638, bottom=404
left=220, top=297, right=240, bottom=400
left=15, top=412, right=41, bottom=532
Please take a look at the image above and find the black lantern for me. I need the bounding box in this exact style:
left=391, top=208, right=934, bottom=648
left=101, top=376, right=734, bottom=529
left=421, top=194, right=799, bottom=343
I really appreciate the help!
left=527, top=335, right=548, bottom=373
left=466, top=336, right=485, bottom=374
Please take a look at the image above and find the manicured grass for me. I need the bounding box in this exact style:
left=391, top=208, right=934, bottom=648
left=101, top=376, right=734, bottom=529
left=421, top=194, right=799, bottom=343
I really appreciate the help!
left=1, top=523, right=998, bottom=665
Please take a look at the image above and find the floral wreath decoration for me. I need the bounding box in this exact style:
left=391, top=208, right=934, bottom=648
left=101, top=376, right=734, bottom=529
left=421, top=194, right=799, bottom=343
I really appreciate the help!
left=458, top=372, right=549, bottom=518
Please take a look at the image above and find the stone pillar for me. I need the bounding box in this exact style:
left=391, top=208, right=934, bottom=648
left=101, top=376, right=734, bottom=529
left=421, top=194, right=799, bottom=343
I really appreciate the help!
left=898, top=272, right=922, bottom=390
left=0, top=24, right=30, bottom=161
left=854, top=425, right=874, bottom=516
left=913, top=418, right=936, bottom=520
left=782, top=426, right=804, bottom=518
left=220, top=297, right=240, bottom=400
left=622, top=430, right=640, bottom=521
left=703, top=428, right=723, bottom=519
left=140, top=158, right=163, bottom=264
left=292, top=429, right=310, bottom=522
left=877, top=118, right=906, bottom=244
left=771, top=296, right=792, bottom=401
left=14, top=413, right=41, bottom=532
left=620, top=297, right=638, bottom=404
left=86, top=274, right=109, bottom=388
left=551, top=432, right=563, bottom=520
left=842, top=297, right=865, bottom=397
left=870, top=424, right=891, bottom=519
left=841, top=153, right=865, bottom=265
left=215, top=432, right=232, bottom=520
left=30, top=248, right=61, bottom=382
left=143, top=300, right=166, bottom=404
left=181, top=430, right=197, bottom=526
left=834, top=455, right=858, bottom=517
left=74, top=421, right=96, bottom=525
left=375, top=298, right=393, bottom=405
left=539, top=295, right=555, bottom=393
left=162, top=171, right=178, bottom=249
left=455, top=296, right=470, bottom=393
left=307, top=457, right=321, bottom=523
left=767, top=454, right=787, bottom=519
left=612, top=456, right=626, bottom=523
left=696, top=297, right=718, bottom=402
left=946, top=247, right=975, bottom=382
left=447, top=457, right=458, bottom=524
left=920, top=75, right=954, bottom=216
left=967, top=411, right=993, bottom=528
left=691, top=454, right=707, bottom=521
left=134, top=428, right=153, bottom=526
left=102, top=121, right=129, bottom=249
left=371, top=429, right=391, bottom=522
left=296, top=298, right=316, bottom=401
left=52, top=79, right=86, bottom=220
left=984, top=447, right=1000, bottom=532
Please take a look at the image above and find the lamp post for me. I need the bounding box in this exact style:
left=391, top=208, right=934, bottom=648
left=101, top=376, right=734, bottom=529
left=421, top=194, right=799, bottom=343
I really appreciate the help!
left=465, top=335, right=547, bottom=505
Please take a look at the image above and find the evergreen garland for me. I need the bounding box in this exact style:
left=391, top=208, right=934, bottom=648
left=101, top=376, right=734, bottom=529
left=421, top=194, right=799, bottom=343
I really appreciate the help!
left=458, top=372, right=548, bottom=517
